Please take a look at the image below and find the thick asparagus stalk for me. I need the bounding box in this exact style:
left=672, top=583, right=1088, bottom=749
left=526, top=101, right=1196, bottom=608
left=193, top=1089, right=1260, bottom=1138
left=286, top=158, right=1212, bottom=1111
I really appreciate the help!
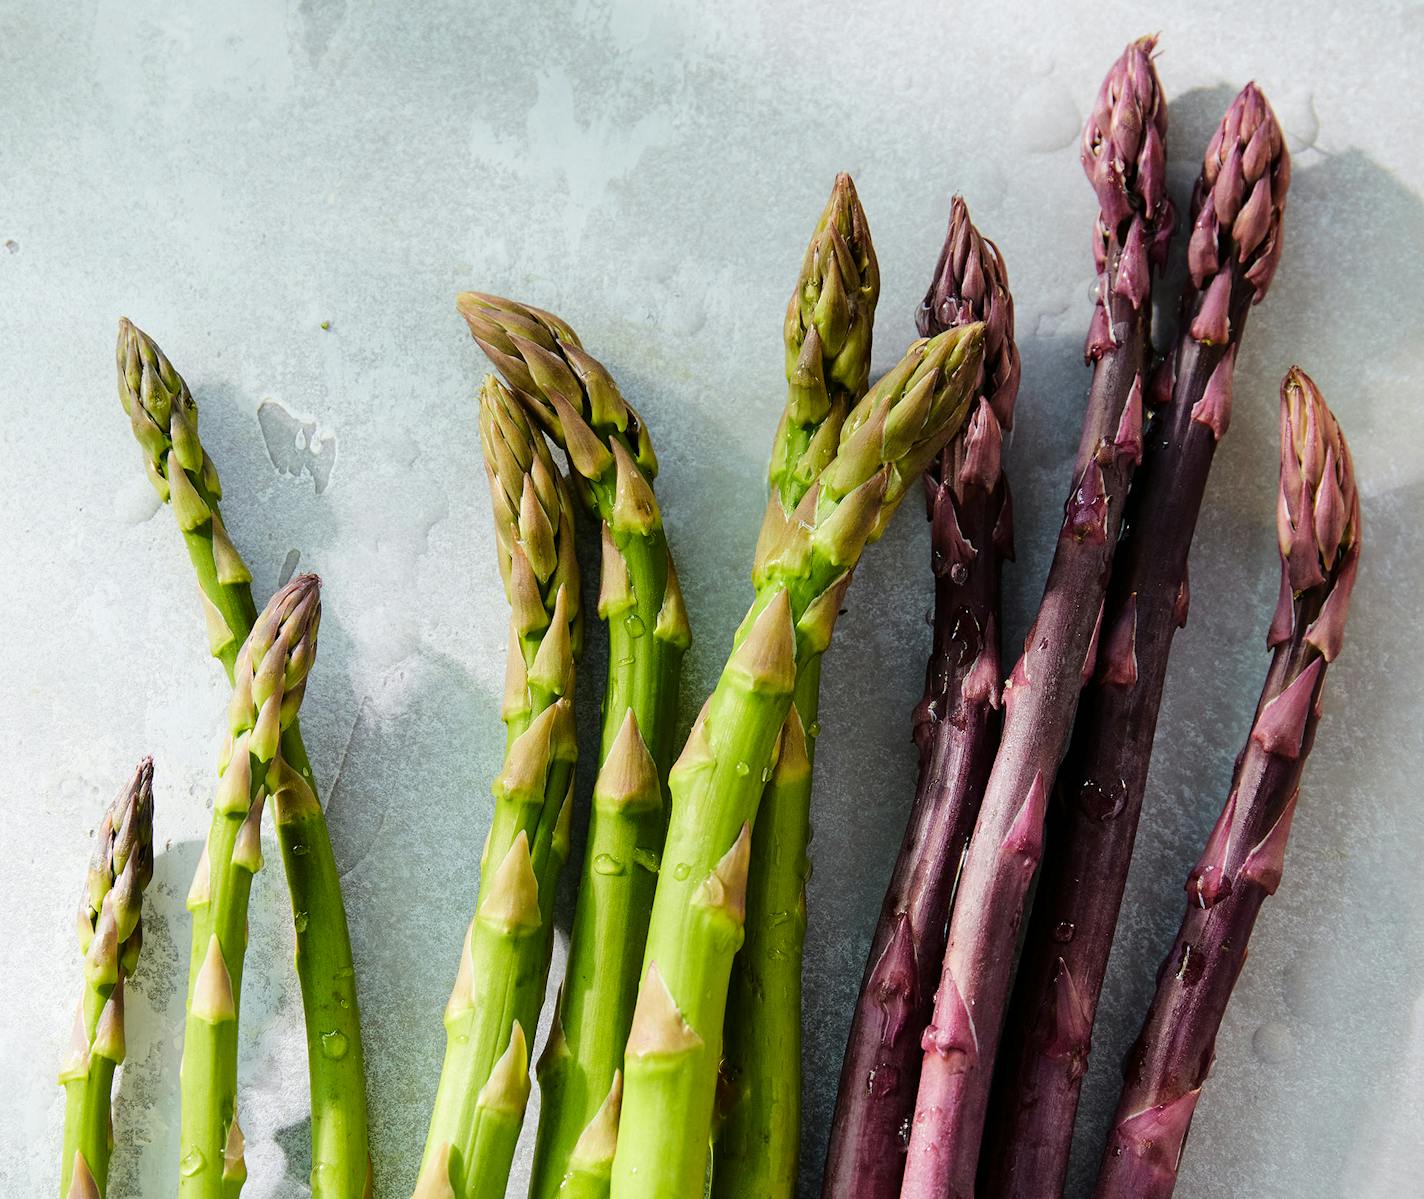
left=456, top=294, right=689, bottom=1198
left=716, top=172, right=880, bottom=1199
left=179, top=574, right=322, bottom=1198
left=1094, top=368, right=1359, bottom=1198
left=59, top=758, right=155, bottom=1199
left=982, top=83, right=1290, bottom=1198
left=899, top=38, right=1173, bottom=1198
left=608, top=322, right=986, bottom=1199
left=822, top=196, right=1017, bottom=1199
left=116, top=323, right=370, bottom=1198
left=415, top=378, right=582, bottom=1199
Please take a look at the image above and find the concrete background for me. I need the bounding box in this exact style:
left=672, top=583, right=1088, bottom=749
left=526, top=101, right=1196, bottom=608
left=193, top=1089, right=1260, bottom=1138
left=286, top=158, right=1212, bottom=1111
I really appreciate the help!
left=3, top=1, right=1422, bottom=1195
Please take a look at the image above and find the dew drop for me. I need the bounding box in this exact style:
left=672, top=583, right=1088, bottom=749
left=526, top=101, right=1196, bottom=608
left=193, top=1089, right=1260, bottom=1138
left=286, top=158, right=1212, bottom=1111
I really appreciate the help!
left=321, top=1030, right=349, bottom=1059
left=1053, top=921, right=1076, bottom=943
left=593, top=853, right=626, bottom=876
left=761, top=766, right=774, bottom=783
left=625, top=614, right=646, bottom=638
left=808, top=722, right=821, bottom=738
left=294, top=912, right=309, bottom=933
left=672, top=863, right=691, bottom=881
left=179, top=1150, right=206, bottom=1177
left=949, top=563, right=969, bottom=585
left=735, top=761, right=751, bottom=777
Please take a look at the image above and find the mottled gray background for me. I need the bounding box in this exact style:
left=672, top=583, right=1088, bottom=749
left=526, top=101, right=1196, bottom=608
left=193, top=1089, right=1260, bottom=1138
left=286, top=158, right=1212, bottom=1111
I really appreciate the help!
left=3, top=1, right=1422, bottom=1195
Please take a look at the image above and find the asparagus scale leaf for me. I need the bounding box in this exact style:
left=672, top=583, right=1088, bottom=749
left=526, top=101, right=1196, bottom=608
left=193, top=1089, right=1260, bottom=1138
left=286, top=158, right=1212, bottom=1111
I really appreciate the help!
left=1093, top=368, right=1359, bottom=1199
left=715, top=172, right=881, bottom=1199
left=982, top=82, right=1291, bottom=1199
left=900, top=37, right=1173, bottom=1197
left=178, top=575, right=322, bottom=1198
left=415, top=379, right=582, bottom=1199
left=59, top=758, right=155, bottom=1199
left=117, top=322, right=371, bottom=1199
left=608, top=321, right=986, bottom=1199
left=821, top=195, right=1017, bottom=1199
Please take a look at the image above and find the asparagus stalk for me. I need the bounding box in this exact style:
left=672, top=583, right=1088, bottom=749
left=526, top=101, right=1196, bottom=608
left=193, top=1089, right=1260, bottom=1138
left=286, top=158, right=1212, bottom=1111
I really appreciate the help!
left=415, top=378, right=582, bottom=1199
left=821, top=196, right=1017, bottom=1199
left=899, top=38, right=1173, bottom=1197
left=116, top=323, right=371, bottom=1198
left=456, top=294, right=689, bottom=1198
left=179, top=574, right=323, bottom=1198
left=1093, top=368, right=1359, bottom=1198
left=608, top=321, right=987, bottom=1199
left=715, top=172, right=881, bottom=1199
left=982, top=83, right=1291, bottom=1198
left=59, top=758, right=155, bottom=1199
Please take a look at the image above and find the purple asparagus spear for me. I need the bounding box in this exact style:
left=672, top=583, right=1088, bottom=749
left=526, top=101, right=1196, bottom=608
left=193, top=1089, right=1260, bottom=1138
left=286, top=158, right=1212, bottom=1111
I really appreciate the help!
left=821, top=195, right=1018, bottom=1199
left=1093, top=367, right=1360, bottom=1198
left=980, top=82, right=1291, bottom=1199
left=899, top=37, right=1173, bottom=1199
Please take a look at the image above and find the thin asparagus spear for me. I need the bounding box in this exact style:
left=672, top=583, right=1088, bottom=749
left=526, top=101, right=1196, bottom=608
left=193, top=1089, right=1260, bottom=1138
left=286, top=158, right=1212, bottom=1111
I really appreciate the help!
left=982, top=83, right=1291, bottom=1198
left=608, top=322, right=987, bottom=1199
left=59, top=758, right=155, bottom=1199
left=715, top=172, right=881, bottom=1199
left=900, top=37, right=1173, bottom=1198
left=116, top=323, right=370, bottom=1198
left=456, top=294, right=689, bottom=1198
left=179, top=574, right=323, bottom=1198
left=414, top=378, right=582, bottom=1199
left=822, top=196, right=1017, bottom=1199
left=1094, top=368, right=1359, bottom=1198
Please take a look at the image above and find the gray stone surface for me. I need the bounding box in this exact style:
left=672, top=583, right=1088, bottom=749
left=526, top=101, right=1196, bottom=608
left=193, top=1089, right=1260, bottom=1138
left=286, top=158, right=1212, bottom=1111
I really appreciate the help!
left=2, top=1, right=1421, bottom=1195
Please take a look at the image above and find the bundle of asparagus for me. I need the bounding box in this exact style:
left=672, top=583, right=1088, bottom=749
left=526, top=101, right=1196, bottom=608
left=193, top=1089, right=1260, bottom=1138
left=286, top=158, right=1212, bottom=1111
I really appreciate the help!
left=982, top=81, right=1292, bottom=1198
left=1095, top=367, right=1358, bottom=1196
left=822, top=194, right=1017, bottom=1199
left=45, top=28, right=1366, bottom=1198
left=59, top=759, right=154, bottom=1199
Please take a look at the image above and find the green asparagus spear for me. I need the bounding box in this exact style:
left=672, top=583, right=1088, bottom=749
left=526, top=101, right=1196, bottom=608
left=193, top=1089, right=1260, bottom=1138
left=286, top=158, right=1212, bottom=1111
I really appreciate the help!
left=607, top=322, right=986, bottom=1199
left=457, top=294, right=690, bottom=1198
left=716, top=172, right=880, bottom=1199
left=59, top=758, right=155, bottom=1199
left=179, top=575, right=323, bottom=1198
left=116, top=322, right=370, bottom=1198
left=414, top=378, right=582, bottom=1199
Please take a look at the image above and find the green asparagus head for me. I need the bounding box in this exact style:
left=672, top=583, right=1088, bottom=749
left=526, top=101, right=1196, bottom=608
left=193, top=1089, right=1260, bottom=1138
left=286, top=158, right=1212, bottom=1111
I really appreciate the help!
left=772, top=173, right=881, bottom=511
left=479, top=374, right=583, bottom=652
left=457, top=293, right=660, bottom=515
left=116, top=319, right=221, bottom=504
left=756, top=323, right=985, bottom=590
left=226, top=573, right=322, bottom=767
left=78, top=757, right=155, bottom=988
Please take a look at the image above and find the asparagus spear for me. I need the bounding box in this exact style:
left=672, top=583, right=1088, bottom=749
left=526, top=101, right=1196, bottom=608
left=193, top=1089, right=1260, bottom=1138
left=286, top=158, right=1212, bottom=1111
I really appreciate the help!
left=821, top=195, right=1017, bottom=1199
left=899, top=38, right=1173, bottom=1197
left=59, top=758, right=155, bottom=1199
left=456, top=294, right=689, bottom=1198
left=179, top=574, right=323, bottom=1198
left=1094, top=368, right=1359, bottom=1198
left=715, top=172, right=881, bottom=1199
left=415, top=378, right=582, bottom=1199
left=982, top=83, right=1291, bottom=1198
left=608, top=321, right=986, bottom=1199
left=116, top=323, right=371, bottom=1198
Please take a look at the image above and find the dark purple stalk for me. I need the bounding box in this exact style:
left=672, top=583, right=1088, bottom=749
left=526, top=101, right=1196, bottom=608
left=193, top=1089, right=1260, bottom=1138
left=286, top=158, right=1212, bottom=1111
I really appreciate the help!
left=980, top=83, right=1291, bottom=1199
left=899, top=37, right=1173, bottom=1199
left=1093, top=368, right=1359, bottom=1198
left=820, top=196, right=1018, bottom=1199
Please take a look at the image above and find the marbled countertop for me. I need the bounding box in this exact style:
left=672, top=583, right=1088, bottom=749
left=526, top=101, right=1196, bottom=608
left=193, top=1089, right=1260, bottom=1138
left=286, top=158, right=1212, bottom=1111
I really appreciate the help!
left=3, top=1, right=1422, bottom=1195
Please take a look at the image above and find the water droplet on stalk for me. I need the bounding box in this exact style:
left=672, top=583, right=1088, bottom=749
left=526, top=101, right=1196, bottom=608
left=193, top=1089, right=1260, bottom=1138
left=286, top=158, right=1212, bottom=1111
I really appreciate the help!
left=593, top=854, right=626, bottom=876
